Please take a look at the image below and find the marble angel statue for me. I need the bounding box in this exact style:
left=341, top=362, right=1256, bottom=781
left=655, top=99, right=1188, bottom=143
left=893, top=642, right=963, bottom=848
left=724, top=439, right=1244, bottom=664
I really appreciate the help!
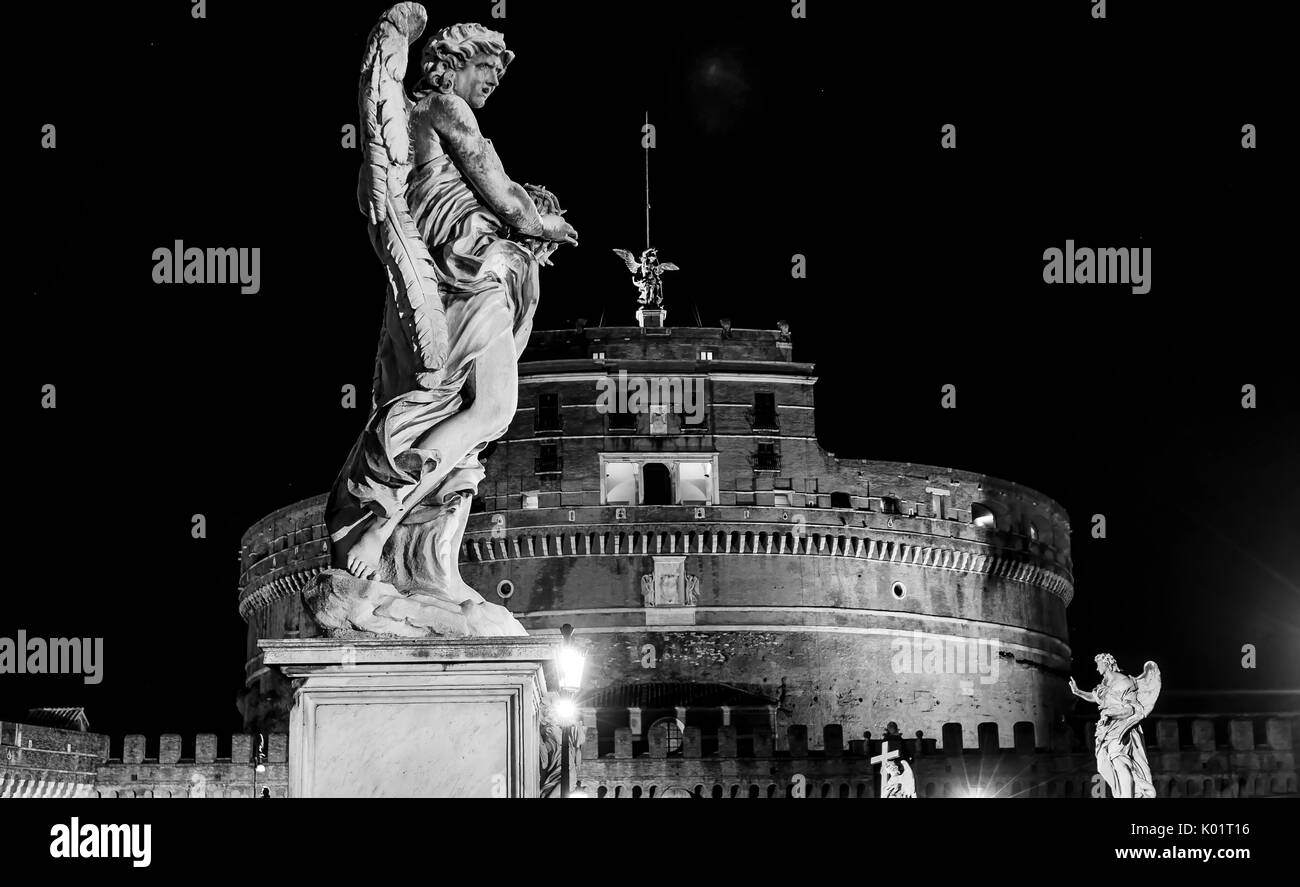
left=881, top=759, right=916, bottom=798
left=1070, top=653, right=1162, bottom=798
left=303, top=5, right=577, bottom=638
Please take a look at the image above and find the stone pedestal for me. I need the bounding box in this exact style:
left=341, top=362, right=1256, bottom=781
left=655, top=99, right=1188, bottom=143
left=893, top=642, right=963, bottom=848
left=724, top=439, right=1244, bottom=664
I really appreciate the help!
left=260, top=638, right=557, bottom=798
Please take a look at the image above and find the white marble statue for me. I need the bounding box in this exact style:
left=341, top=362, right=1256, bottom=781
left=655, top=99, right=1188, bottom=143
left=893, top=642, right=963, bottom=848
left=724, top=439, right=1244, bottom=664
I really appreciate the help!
left=1070, top=653, right=1162, bottom=798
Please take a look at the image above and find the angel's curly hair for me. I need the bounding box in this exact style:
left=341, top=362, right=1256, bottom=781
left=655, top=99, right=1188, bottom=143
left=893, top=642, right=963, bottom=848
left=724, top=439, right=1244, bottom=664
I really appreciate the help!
left=1094, top=652, right=1118, bottom=672
left=416, top=22, right=515, bottom=98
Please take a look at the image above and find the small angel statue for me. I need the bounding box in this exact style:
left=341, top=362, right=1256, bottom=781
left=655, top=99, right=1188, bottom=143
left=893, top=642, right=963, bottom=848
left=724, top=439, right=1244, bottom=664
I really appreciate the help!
left=1069, top=653, right=1162, bottom=798
left=881, top=759, right=916, bottom=798
left=612, top=247, right=679, bottom=307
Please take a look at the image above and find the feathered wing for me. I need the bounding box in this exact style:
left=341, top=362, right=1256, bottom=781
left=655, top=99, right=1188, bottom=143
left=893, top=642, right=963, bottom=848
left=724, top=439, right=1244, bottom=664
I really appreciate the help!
left=899, top=760, right=915, bottom=794
left=1134, top=661, right=1162, bottom=717
left=612, top=248, right=641, bottom=273
left=358, top=3, right=448, bottom=379
left=658, top=262, right=680, bottom=272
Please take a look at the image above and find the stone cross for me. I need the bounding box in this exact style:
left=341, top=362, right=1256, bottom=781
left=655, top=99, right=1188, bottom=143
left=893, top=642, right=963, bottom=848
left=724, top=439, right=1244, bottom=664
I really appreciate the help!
left=871, top=740, right=900, bottom=797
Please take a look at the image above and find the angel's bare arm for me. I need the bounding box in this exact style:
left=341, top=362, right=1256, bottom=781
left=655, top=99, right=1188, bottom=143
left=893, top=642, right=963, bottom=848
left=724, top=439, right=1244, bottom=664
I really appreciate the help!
left=1068, top=678, right=1098, bottom=704
left=422, top=95, right=574, bottom=242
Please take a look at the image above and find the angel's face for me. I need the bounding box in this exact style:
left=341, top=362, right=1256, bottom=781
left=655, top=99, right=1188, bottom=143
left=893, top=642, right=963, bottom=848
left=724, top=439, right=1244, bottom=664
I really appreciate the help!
left=455, top=52, right=506, bottom=109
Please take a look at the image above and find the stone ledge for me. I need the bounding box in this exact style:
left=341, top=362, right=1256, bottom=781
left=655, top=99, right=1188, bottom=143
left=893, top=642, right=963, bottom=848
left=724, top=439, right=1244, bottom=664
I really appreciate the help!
left=260, top=637, right=561, bottom=668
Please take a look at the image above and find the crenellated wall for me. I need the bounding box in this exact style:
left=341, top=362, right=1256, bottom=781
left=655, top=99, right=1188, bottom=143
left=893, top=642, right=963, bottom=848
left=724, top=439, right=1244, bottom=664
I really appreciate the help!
left=573, top=715, right=1299, bottom=799
left=4, top=716, right=1293, bottom=798
left=91, top=733, right=290, bottom=798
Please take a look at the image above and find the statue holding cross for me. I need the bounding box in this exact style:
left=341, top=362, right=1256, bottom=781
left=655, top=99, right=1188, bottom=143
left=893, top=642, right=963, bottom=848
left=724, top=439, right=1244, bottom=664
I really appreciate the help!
left=872, top=741, right=917, bottom=798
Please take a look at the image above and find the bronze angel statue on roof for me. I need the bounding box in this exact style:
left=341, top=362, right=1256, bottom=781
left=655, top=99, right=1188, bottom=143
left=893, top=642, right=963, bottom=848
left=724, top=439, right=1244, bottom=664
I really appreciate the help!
left=304, top=5, right=577, bottom=639
left=1070, top=653, right=1162, bottom=798
left=612, top=247, right=679, bottom=307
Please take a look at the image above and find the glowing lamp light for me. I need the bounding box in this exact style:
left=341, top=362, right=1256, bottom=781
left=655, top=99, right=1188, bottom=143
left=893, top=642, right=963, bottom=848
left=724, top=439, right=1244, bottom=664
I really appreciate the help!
left=555, top=696, right=577, bottom=723
left=557, top=624, right=586, bottom=693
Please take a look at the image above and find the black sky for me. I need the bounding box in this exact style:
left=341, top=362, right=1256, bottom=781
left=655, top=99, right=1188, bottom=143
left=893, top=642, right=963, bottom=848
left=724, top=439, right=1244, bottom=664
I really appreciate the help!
left=8, top=1, right=1296, bottom=740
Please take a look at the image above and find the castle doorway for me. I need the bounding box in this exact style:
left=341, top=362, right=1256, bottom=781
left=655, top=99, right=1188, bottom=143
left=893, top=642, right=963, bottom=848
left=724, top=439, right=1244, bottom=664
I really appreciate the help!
left=643, top=463, right=672, bottom=505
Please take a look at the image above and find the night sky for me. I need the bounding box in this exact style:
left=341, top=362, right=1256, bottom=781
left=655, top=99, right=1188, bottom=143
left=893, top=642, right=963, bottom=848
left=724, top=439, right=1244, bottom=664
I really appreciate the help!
left=8, top=1, right=1295, bottom=740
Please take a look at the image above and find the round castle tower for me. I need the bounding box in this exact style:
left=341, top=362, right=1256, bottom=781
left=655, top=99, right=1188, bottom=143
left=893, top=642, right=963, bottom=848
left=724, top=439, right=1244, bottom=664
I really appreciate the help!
left=237, top=312, right=1075, bottom=755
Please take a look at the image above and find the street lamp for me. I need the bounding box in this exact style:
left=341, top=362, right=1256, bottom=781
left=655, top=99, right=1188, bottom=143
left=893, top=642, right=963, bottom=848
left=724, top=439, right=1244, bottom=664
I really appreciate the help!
left=557, top=624, right=587, bottom=798
left=557, top=624, right=586, bottom=693
left=253, top=734, right=267, bottom=798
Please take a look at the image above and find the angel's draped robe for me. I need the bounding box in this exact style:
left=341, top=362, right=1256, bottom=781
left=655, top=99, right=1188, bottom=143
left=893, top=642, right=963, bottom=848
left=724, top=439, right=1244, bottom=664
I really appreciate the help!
left=1093, top=676, right=1156, bottom=798
left=325, top=126, right=539, bottom=547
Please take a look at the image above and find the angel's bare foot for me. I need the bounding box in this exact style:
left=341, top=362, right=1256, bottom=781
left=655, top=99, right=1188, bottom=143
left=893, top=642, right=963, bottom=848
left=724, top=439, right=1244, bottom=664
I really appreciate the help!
left=331, top=516, right=389, bottom=581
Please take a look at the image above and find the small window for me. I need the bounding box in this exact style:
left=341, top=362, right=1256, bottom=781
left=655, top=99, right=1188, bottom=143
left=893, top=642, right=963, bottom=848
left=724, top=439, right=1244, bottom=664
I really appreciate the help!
left=880, top=496, right=902, bottom=515
left=753, top=392, right=778, bottom=429
left=609, top=409, right=637, bottom=432
left=592, top=351, right=605, bottom=361
left=535, top=392, right=561, bottom=433
left=773, top=493, right=791, bottom=506
left=699, top=350, right=713, bottom=360
left=649, top=717, right=685, bottom=755
left=830, top=492, right=851, bottom=508
left=521, top=493, right=539, bottom=510
left=755, top=442, right=779, bottom=471
left=535, top=443, right=560, bottom=474
left=892, top=581, right=906, bottom=599
left=971, top=503, right=996, bottom=528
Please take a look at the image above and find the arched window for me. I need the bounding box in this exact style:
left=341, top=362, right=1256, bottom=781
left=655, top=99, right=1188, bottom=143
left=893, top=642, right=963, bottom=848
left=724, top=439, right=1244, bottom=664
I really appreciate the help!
left=648, top=717, right=684, bottom=755
left=642, top=463, right=672, bottom=505
left=942, top=723, right=964, bottom=754
left=971, top=503, right=997, bottom=529
left=1013, top=721, right=1036, bottom=753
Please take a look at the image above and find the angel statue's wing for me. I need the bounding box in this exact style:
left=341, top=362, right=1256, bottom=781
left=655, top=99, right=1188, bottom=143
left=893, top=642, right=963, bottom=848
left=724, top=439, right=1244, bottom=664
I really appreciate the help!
left=899, top=761, right=915, bottom=793
left=359, top=3, right=448, bottom=378
left=612, top=249, right=641, bottom=273
left=1134, top=660, right=1162, bottom=717
left=658, top=262, right=680, bottom=272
